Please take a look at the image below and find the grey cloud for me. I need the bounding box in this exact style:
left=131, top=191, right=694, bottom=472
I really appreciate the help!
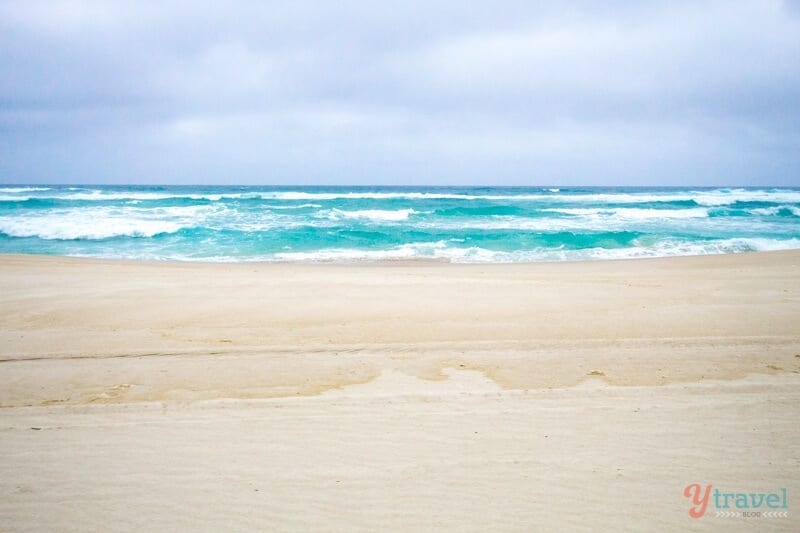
left=0, top=0, right=798, bottom=185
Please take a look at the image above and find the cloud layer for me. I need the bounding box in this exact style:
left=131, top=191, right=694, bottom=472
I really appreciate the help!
left=1, top=0, right=799, bottom=185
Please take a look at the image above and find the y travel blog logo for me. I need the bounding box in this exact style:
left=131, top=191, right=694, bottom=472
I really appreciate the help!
left=684, top=484, right=789, bottom=519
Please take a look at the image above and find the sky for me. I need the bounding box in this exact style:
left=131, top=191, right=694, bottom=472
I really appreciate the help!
left=1, top=0, right=799, bottom=186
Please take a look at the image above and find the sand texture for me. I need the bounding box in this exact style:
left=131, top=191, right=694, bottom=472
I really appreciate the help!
left=1, top=251, right=799, bottom=531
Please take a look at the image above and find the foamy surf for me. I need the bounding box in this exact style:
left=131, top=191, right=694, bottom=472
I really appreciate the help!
left=2, top=187, right=800, bottom=206
left=268, top=237, right=800, bottom=263
left=322, top=208, right=419, bottom=222
left=0, top=185, right=798, bottom=262
left=0, top=215, right=185, bottom=240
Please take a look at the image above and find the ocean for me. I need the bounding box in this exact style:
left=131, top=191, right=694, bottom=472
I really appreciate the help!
left=1, top=185, right=799, bottom=263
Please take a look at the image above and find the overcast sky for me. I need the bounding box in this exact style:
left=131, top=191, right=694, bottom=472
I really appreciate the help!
left=1, top=0, right=799, bottom=186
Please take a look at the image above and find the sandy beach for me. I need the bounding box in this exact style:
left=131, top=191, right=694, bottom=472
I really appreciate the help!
left=1, top=251, right=799, bottom=531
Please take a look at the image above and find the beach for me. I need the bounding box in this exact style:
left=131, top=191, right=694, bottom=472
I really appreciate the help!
left=1, top=251, right=799, bottom=530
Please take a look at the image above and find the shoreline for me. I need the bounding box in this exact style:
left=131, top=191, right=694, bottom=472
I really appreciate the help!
left=2, top=246, right=799, bottom=267
left=2, top=249, right=799, bottom=397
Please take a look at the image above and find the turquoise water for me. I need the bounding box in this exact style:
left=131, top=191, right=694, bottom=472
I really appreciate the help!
left=1, top=185, right=799, bottom=262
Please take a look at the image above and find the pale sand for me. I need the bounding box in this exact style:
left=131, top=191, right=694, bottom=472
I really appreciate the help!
left=0, top=251, right=799, bottom=531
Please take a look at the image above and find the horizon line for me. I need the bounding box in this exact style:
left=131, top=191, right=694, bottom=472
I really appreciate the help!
left=2, top=183, right=798, bottom=189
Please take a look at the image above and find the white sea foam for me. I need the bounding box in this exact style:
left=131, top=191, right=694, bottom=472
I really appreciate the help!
left=273, top=241, right=450, bottom=261
left=319, top=208, right=418, bottom=222
left=49, top=236, right=800, bottom=263
left=240, top=188, right=800, bottom=205
left=259, top=191, right=629, bottom=202
left=542, top=189, right=800, bottom=206
left=750, top=205, right=800, bottom=217
left=689, top=189, right=800, bottom=206
left=269, top=237, right=800, bottom=263
left=0, top=187, right=51, bottom=193
left=0, top=215, right=184, bottom=240
left=4, top=187, right=799, bottom=206
left=578, top=237, right=800, bottom=260
left=3, top=185, right=798, bottom=263
left=0, top=195, right=32, bottom=202
left=412, top=213, right=713, bottom=232
left=57, top=191, right=241, bottom=202
left=544, top=207, right=710, bottom=219
left=3, top=190, right=255, bottom=202
left=0, top=204, right=217, bottom=240
left=261, top=191, right=477, bottom=201
left=264, top=203, right=322, bottom=210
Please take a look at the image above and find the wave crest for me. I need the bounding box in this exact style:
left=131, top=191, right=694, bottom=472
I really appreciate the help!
left=320, top=208, right=418, bottom=222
